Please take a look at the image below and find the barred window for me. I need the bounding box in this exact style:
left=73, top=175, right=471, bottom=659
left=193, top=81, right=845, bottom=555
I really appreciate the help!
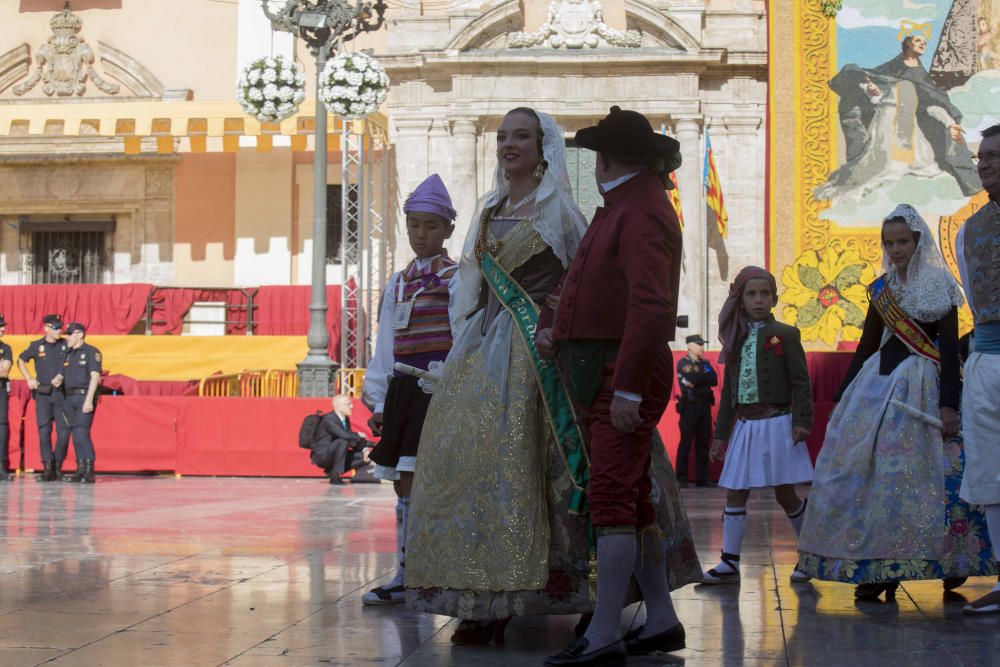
left=19, top=218, right=113, bottom=285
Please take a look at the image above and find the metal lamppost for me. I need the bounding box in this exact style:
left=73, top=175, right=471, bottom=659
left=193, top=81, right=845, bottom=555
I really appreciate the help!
left=261, top=0, right=387, bottom=397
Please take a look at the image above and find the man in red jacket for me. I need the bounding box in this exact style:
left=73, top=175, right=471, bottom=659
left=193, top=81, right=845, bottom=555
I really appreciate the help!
left=539, top=107, right=684, bottom=666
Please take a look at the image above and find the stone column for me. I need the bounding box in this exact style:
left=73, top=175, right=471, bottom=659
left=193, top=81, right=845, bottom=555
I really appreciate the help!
left=392, top=116, right=432, bottom=269
left=448, top=117, right=479, bottom=258
left=674, top=115, right=705, bottom=340
left=706, top=116, right=763, bottom=344
left=427, top=119, right=451, bottom=196
left=725, top=116, right=765, bottom=264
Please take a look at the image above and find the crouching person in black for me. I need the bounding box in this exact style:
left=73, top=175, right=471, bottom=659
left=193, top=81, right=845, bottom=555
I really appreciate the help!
left=312, top=395, right=369, bottom=485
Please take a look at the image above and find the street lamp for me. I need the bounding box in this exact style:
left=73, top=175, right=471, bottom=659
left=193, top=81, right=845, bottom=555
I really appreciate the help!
left=261, top=0, right=387, bottom=397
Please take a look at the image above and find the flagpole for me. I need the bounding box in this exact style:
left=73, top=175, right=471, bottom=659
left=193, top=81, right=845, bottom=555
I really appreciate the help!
left=704, top=129, right=710, bottom=342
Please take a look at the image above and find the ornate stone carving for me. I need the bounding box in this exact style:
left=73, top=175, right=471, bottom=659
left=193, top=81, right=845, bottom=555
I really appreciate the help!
left=46, top=169, right=81, bottom=200
left=509, top=0, right=641, bottom=49
left=145, top=168, right=172, bottom=198
left=12, top=4, right=120, bottom=97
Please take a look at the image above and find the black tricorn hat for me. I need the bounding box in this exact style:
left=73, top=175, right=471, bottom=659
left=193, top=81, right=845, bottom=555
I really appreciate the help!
left=575, top=106, right=682, bottom=177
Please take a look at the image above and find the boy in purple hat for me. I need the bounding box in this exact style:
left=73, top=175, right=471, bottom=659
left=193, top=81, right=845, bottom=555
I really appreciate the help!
left=360, top=173, right=457, bottom=605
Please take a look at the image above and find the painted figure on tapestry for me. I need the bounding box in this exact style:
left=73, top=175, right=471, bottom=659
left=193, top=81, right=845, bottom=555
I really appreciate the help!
left=818, top=28, right=980, bottom=202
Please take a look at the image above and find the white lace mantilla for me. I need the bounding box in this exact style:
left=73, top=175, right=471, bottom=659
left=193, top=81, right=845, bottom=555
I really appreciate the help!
left=881, top=204, right=964, bottom=322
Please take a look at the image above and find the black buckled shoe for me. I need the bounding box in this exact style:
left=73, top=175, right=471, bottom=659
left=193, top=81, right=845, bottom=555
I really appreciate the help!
left=623, top=622, right=685, bottom=656
left=544, top=637, right=626, bottom=666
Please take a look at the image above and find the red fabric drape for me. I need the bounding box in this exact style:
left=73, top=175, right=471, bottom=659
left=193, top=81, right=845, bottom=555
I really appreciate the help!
left=3, top=352, right=858, bottom=478
left=0, top=284, right=152, bottom=334
left=254, top=285, right=343, bottom=361
left=0, top=285, right=345, bottom=357
left=7, top=395, right=373, bottom=476
left=149, top=288, right=252, bottom=335
left=100, top=375, right=199, bottom=396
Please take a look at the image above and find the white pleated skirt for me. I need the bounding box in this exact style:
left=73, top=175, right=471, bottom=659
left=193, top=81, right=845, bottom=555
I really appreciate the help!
left=717, top=413, right=814, bottom=490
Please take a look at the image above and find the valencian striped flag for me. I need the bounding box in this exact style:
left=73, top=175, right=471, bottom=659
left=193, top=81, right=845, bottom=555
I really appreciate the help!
left=668, top=171, right=684, bottom=230
left=703, top=131, right=728, bottom=238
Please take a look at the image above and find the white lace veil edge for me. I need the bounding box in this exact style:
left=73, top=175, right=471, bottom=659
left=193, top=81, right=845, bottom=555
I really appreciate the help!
left=450, top=111, right=588, bottom=333
left=881, top=204, right=964, bottom=322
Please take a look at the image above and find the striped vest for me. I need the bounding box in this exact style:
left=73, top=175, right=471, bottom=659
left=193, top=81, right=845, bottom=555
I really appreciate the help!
left=392, top=255, right=457, bottom=360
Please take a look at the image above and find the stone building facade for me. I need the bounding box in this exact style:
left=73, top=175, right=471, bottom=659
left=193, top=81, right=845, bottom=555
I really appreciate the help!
left=382, top=0, right=768, bottom=342
left=0, top=0, right=768, bottom=347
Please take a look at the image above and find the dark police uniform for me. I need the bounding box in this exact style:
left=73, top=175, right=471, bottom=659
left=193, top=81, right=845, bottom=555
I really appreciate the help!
left=0, top=334, right=12, bottom=480
left=676, top=353, right=718, bottom=485
left=61, top=340, right=102, bottom=465
left=19, top=336, right=70, bottom=466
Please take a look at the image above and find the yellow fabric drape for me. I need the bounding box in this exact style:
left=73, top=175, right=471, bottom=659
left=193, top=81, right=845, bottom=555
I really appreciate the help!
left=5, top=335, right=310, bottom=381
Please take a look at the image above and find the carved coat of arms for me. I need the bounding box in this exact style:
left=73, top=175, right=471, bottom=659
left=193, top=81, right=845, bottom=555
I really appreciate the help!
left=509, top=0, right=641, bottom=49
left=13, top=3, right=119, bottom=97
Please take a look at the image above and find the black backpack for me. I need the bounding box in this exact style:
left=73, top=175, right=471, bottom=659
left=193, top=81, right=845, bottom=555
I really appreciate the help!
left=298, top=411, right=325, bottom=449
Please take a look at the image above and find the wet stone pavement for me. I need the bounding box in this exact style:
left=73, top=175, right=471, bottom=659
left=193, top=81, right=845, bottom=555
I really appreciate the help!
left=0, top=477, right=997, bottom=666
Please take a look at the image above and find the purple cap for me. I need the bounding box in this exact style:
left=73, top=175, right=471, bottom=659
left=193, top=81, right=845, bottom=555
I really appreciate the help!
left=403, top=174, right=457, bottom=222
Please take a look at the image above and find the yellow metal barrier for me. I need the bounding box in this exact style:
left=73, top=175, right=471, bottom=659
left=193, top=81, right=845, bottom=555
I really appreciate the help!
left=336, top=368, right=366, bottom=398
left=264, top=369, right=299, bottom=397
left=198, top=369, right=299, bottom=397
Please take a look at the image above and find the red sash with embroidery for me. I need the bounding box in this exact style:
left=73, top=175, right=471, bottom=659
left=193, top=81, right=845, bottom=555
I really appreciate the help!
left=868, top=276, right=940, bottom=364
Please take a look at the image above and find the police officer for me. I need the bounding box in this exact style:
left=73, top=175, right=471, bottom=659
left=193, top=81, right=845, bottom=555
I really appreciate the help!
left=675, top=334, right=718, bottom=487
left=0, top=314, right=12, bottom=482
left=61, top=323, right=102, bottom=484
left=17, top=314, right=70, bottom=482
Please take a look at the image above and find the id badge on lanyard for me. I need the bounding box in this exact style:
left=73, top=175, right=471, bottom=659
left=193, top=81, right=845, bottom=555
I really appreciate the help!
left=394, top=272, right=418, bottom=331
left=393, top=300, right=414, bottom=330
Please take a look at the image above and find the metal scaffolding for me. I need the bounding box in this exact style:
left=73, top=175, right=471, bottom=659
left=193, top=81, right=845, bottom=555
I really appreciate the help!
left=340, top=117, right=393, bottom=369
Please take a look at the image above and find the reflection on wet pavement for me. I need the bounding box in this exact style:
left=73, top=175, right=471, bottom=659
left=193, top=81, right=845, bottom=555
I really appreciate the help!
left=0, top=478, right=997, bottom=666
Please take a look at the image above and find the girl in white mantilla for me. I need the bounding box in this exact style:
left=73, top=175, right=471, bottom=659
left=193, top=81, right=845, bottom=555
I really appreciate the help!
left=797, top=204, right=996, bottom=600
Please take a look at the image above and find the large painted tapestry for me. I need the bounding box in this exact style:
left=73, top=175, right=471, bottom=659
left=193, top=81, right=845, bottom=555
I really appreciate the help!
left=770, top=0, right=999, bottom=348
